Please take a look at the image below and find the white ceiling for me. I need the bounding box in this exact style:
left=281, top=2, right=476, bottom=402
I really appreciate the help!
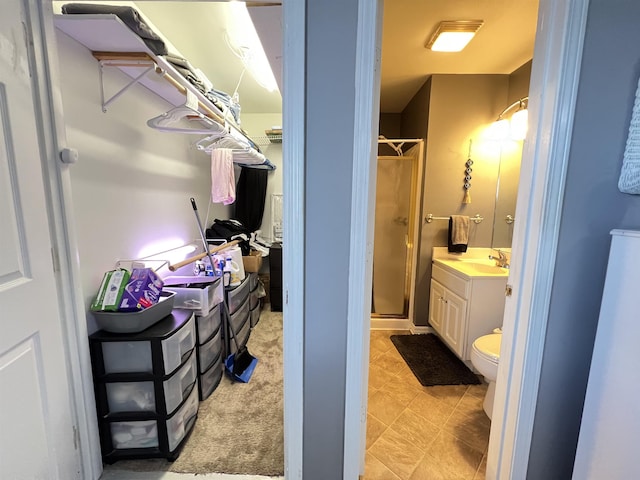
left=56, top=1, right=539, bottom=115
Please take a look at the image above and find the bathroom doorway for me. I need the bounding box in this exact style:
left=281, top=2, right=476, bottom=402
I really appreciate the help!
left=371, top=140, right=424, bottom=319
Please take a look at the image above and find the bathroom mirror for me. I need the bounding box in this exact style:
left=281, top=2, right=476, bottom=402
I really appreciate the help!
left=491, top=140, right=523, bottom=249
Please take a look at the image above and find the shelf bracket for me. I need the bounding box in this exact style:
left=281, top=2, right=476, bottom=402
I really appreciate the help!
left=98, top=60, right=154, bottom=113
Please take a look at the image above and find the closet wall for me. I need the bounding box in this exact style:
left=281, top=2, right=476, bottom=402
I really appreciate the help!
left=54, top=28, right=281, bottom=334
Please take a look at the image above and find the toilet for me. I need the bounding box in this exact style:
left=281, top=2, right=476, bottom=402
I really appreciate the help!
left=470, top=332, right=502, bottom=420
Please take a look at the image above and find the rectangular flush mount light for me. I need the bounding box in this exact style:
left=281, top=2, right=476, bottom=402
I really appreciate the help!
left=426, top=20, right=484, bottom=52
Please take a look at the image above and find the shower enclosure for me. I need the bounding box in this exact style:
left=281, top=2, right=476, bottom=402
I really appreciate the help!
left=371, top=140, right=424, bottom=319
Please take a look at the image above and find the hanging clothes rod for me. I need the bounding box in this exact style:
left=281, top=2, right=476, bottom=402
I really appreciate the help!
left=378, top=136, right=423, bottom=156
left=425, top=213, right=484, bottom=224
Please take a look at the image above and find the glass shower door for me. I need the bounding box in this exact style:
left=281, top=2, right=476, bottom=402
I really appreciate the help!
left=371, top=155, right=416, bottom=316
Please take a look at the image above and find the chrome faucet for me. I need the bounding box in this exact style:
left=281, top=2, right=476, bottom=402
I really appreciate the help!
left=489, top=249, right=510, bottom=268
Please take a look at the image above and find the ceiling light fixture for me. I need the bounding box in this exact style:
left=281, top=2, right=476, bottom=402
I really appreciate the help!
left=425, top=20, right=484, bottom=52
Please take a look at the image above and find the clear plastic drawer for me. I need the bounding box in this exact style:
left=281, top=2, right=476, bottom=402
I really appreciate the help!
left=195, top=303, right=221, bottom=345
left=98, top=312, right=195, bottom=376
left=229, top=296, right=250, bottom=334
left=161, top=316, right=196, bottom=375
left=227, top=275, right=250, bottom=314
left=229, top=318, right=251, bottom=356
left=250, top=303, right=260, bottom=328
left=197, top=325, right=222, bottom=373
left=104, top=350, right=197, bottom=415
left=171, top=278, right=223, bottom=316
left=199, top=354, right=223, bottom=401
left=167, top=384, right=199, bottom=452
left=110, top=420, right=159, bottom=450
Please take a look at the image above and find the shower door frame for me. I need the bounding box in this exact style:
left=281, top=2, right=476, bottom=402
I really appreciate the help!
left=371, top=139, right=424, bottom=324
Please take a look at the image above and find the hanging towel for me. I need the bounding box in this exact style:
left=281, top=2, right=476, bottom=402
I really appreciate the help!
left=448, top=215, right=469, bottom=253
left=211, top=148, right=236, bottom=205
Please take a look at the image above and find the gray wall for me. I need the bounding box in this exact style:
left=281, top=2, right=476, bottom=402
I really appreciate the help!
left=303, top=0, right=359, bottom=477
left=527, top=1, right=640, bottom=478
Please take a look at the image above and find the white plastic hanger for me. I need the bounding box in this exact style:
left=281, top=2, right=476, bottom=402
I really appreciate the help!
left=147, top=90, right=227, bottom=135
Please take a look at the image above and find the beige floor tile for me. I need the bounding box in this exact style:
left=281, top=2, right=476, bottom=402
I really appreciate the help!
left=473, top=455, right=487, bottom=480
left=366, top=413, right=388, bottom=449
left=378, top=373, right=422, bottom=407
left=369, top=362, right=398, bottom=390
left=455, top=389, right=487, bottom=417
left=442, top=409, right=491, bottom=453
left=373, top=350, right=407, bottom=374
left=368, top=390, right=406, bottom=426
left=369, top=426, right=425, bottom=479
left=408, top=390, right=457, bottom=427
left=410, top=431, right=484, bottom=480
left=396, top=363, right=424, bottom=389
left=465, top=382, right=489, bottom=398
left=361, top=452, right=402, bottom=480
left=388, top=408, right=441, bottom=452
left=424, top=385, right=469, bottom=407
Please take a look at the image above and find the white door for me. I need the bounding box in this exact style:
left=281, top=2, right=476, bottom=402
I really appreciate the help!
left=0, top=0, right=80, bottom=478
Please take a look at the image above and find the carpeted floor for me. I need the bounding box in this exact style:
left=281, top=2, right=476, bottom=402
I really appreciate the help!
left=103, top=308, right=284, bottom=477
left=390, top=333, right=481, bottom=386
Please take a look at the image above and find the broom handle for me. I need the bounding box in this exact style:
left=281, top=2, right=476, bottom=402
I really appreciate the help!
left=168, top=239, right=240, bottom=272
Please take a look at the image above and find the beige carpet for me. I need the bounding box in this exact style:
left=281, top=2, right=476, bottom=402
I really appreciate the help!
left=104, top=307, right=284, bottom=477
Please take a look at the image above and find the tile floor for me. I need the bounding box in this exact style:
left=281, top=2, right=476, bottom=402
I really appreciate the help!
left=362, top=330, right=490, bottom=480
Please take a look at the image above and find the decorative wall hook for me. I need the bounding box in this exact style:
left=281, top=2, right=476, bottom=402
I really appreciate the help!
left=463, top=139, right=473, bottom=204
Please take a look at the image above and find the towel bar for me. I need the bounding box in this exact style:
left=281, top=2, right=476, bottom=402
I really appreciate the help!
left=425, top=213, right=484, bottom=224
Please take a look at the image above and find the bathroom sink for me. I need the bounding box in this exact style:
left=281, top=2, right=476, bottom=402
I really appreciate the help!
left=434, top=258, right=509, bottom=277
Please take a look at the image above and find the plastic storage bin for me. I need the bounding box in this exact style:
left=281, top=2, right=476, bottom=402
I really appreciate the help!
left=92, top=291, right=176, bottom=333
left=171, top=278, right=223, bottom=316
left=195, top=303, right=221, bottom=344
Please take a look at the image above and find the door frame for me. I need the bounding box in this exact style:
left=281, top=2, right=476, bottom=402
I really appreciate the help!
left=331, top=0, right=589, bottom=479
left=28, top=0, right=102, bottom=477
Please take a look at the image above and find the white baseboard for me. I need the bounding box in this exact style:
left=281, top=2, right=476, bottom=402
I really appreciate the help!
left=370, top=317, right=413, bottom=330
left=410, top=325, right=434, bottom=335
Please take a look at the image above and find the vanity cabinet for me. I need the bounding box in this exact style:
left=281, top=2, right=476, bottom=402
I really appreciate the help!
left=430, top=261, right=507, bottom=363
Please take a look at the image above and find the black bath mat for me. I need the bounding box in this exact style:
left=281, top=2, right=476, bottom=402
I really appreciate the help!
left=390, top=334, right=481, bottom=386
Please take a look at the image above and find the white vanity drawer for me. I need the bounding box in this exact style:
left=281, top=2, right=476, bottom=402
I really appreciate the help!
left=431, top=262, right=469, bottom=299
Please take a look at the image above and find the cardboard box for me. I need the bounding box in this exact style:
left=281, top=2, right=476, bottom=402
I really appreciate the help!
left=242, top=250, right=263, bottom=273
left=118, top=268, right=164, bottom=312
left=91, top=269, right=130, bottom=312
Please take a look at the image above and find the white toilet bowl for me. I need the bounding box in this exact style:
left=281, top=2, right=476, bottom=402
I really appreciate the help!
left=470, top=332, right=502, bottom=420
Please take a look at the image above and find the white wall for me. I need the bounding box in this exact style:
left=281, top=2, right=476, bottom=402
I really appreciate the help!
left=239, top=113, right=283, bottom=242
left=55, top=28, right=231, bottom=333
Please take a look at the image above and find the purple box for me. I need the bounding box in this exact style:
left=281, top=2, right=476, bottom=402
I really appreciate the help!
left=117, top=268, right=164, bottom=312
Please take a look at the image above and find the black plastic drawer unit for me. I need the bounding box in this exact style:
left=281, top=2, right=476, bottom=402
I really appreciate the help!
left=89, top=309, right=200, bottom=462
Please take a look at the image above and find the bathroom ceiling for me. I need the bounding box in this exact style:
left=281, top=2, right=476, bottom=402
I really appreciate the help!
left=90, top=1, right=538, bottom=115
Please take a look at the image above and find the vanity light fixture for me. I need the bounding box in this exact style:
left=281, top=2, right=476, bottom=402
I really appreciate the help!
left=425, top=20, right=484, bottom=52
left=487, top=96, right=529, bottom=141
